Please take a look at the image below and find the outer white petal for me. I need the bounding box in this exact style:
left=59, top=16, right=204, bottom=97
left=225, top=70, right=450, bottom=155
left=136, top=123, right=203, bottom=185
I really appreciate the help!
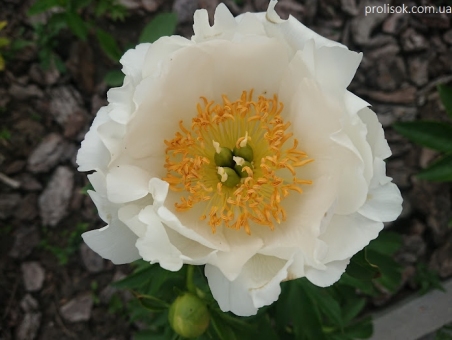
left=208, top=229, right=264, bottom=281
left=106, top=165, right=150, bottom=203
left=107, top=77, right=135, bottom=125
left=76, top=107, right=111, bottom=172
left=358, top=182, right=403, bottom=222
left=97, top=119, right=126, bottom=161
left=321, top=213, right=383, bottom=263
left=305, top=258, right=350, bottom=287
left=82, top=221, right=140, bottom=264
left=192, top=3, right=237, bottom=42
left=257, top=0, right=345, bottom=51
left=205, top=254, right=293, bottom=316
left=120, top=43, right=151, bottom=84
left=359, top=107, right=392, bottom=160
left=137, top=206, right=184, bottom=271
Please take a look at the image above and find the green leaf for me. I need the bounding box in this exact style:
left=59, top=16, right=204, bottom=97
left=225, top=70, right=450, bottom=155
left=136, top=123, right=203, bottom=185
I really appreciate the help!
left=210, top=312, right=239, bottom=340
left=298, top=279, right=343, bottom=328
left=418, top=153, right=452, bottom=182
left=438, top=84, right=452, bottom=119
left=72, top=0, right=92, bottom=10
left=28, top=0, right=62, bottom=15
left=96, top=29, right=122, bottom=62
left=342, top=298, right=366, bottom=324
left=136, top=294, right=169, bottom=312
left=112, top=263, right=156, bottom=289
left=0, top=37, right=9, bottom=48
left=277, top=280, right=327, bottom=340
left=139, top=13, right=178, bottom=43
left=104, top=69, right=124, bottom=87
left=392, top=121, right=452, bottom=152
left=367, top=231, right=402, bottom=256
left=367, top=249, right=402, bottom=292
left=346, top=250, right=380, bottom=281
left=344, top=316, right=373, bottom=339
left=65, top=12, right=88, bottom=41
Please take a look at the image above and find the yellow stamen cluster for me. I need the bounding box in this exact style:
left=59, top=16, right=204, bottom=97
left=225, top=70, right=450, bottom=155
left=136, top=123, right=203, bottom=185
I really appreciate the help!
left=163, top=90, right=313, bottom=234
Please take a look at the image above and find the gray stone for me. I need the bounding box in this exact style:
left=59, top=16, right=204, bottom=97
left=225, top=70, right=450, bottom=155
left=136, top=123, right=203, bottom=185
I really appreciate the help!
left=351, top=0, right=388, bottom=45
left=173, top=0, right=198, bottom=23
left=80, top=243, right=104, bottom=273
left=21, top=262, right=45, bottom=292
left=371, top=279, right=452, bottom=340
left=444, top=30, right=452, bottom=45
left=401, top=28, right=429, bottom=52
left=382, top=13, right=408, bottom=35
left=8, top=84, right=44, bottom=100
left=340, top=0, right=358, bottom=15
left=408, top=55, right=429, bottom=87
left=395, top=234, right=426, bottom=265
left=60, top=293, right=93, bottom=322
left=14, top=194, right=38, bottom=221
left=49, top=86, right=84, bottom=127
left=0, top=193, right=21, bottom=219
left=357, top=87, right=417, bottom=105
left=15, top=312, right=42, bottom=340
left=429, top=235, right=452, bottom=278
left=118, top=0, right=141, bottom=9
left=15, top=173, right=42, bottom=192
left=8, top=226, right=40, bottom=259
left=27, top=133, right=67, bottom=173
left=29, top=63, right=59, bottom=86
left=20, top=294, right=39, bottom=313
left=38, top=166, right=74, bottom=227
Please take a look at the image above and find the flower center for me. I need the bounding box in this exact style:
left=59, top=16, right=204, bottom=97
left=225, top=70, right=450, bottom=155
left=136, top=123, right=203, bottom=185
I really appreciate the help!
left=163, top=91, right=313, bottom=235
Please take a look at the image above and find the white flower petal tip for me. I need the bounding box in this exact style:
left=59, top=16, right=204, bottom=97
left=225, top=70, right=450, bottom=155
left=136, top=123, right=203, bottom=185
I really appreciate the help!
left=266, top=1, right=284, bottom=24
left=78, top=0, right=403, bottom=317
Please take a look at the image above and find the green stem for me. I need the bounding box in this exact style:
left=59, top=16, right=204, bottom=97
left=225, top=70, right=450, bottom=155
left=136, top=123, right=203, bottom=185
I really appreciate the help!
left=186, top=265, right=196, bottom=294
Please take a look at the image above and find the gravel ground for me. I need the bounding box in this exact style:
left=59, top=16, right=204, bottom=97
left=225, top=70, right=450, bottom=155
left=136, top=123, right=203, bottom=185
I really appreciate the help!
left=1, top=0, right=451, bottom=339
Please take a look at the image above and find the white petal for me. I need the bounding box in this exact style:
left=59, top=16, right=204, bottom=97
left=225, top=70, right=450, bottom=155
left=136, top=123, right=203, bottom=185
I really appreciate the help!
left=82, top=221, right=140, bottom=264
left=321, top=213, right=383, bottom=263
left=192, top=3, right=236, bottom=42
left=97, top=119, right=126, bottom=161
left=359, top=107, right=392, bottom=160
left=87, top=171, right=107, bottom=196
left=77, top=107, right=111, bottom=172
left=208, top=228, right=264, bottom=281
left=87, top=190, right=116, bottom=224
left=149, top=177, right=169, bottom=207
left=165, top=227, right=217, bottom=264
left=118, top=203, right=147, bottom=238
left=205, top=254, right=293, bottom=316
left=305, top=258, right=350, bottom=287
left=137, top=206, right=183, bottom=271
left=107, top=77, right=135, bottom=124
left=120, top=43, right=151, bottom=84
left=358, top=182, right=403, bottom=222
left=315, top=45, right=362, bottom=92
left=142, top=36, right=192, bottom=79
left=106, top=165, right=150, bottom=203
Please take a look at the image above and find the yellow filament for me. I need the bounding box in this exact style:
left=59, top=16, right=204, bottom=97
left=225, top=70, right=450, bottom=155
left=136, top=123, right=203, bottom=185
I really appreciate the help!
left=163, top=90, right=313, bottom=235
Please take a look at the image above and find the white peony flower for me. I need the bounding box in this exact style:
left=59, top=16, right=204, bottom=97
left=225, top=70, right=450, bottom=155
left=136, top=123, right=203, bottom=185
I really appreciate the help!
left=77, top=1, right=403, bottom=316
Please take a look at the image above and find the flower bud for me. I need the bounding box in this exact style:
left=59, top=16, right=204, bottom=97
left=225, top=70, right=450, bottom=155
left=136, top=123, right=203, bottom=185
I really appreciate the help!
left=168, top=293, right=210, bottom=339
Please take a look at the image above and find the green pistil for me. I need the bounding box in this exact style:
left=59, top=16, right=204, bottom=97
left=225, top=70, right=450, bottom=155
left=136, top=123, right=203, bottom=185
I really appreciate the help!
left=213, top=138, right=255, bottom=187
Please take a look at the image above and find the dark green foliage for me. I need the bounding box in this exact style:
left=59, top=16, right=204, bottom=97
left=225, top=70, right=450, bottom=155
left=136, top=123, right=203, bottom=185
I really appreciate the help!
left=392, top=83, right=452, bottom=182
left=139, top=13, right=178, bottom=44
